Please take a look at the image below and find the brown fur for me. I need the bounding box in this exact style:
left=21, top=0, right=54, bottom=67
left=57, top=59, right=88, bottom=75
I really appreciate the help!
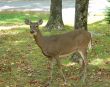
left=33, top=29, right=91, bottom=58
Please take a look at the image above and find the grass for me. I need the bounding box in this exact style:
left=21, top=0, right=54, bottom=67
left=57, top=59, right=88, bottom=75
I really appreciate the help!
left=0, top=11, right=110, bottom=87
left=0, top=11, right=49, bottom=26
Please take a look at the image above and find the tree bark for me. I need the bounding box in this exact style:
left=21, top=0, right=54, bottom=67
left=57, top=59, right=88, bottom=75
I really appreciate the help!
left=46, top=0, right=64, bottom=30
left=72, top=0, right=89, bottom=67
left=74, top=0, right=89, bottom=31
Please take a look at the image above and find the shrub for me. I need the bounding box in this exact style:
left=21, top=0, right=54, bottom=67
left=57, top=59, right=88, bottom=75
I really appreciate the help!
left=105, top=0, right=110, bottom=24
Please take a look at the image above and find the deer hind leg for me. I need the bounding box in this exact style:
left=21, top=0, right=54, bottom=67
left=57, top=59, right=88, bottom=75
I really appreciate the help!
left=56, top=57, right=67, bottom=84
left=78, top=49, right=87, bottom=84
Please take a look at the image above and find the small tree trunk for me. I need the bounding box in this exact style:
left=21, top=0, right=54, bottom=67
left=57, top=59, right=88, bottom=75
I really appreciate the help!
left=74, top=0, right=89, bottom=31
left=46, top=0, right=64, bottom=30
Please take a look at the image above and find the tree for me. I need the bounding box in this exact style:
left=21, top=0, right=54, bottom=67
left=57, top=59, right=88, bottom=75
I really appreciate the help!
left=74, top=0, right=89, bottom=31
left=72, top=0, right=89, bottom=64
left=72, top=0, right=89, bottom=85
left=46, top=0, right=64, bottom=30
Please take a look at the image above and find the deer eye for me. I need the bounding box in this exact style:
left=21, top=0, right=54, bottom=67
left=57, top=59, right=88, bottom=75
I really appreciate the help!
left=35, top=25, right=38, bottom=27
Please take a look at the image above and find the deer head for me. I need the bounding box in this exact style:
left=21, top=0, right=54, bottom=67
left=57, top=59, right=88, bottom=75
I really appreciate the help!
left=25, top=19, right=43, bottom=35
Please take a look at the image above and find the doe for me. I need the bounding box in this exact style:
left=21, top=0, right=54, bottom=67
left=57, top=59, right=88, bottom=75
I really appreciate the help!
left=25, top=19, right=92, bottom=86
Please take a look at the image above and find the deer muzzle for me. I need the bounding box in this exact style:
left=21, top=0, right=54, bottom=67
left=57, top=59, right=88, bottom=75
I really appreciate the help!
left=30, top=30, right=34, bottom=34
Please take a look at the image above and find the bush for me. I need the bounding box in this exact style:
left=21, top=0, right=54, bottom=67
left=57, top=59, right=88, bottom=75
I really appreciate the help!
left=105, top=0, right=110, bottom=24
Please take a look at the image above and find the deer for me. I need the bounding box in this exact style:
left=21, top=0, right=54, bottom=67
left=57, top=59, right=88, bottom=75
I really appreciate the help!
left=24, top=19, right=92, bottom=86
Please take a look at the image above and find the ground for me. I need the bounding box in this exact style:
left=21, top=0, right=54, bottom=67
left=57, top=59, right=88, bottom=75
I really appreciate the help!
left=0, top=11, right=110, bottom=87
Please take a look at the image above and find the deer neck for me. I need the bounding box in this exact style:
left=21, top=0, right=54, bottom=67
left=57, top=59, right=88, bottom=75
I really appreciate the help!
left=33, top=29, right=45, bottom=49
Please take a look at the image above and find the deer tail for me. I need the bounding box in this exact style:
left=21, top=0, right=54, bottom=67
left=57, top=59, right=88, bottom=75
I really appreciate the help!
left=88, top=37, right=92, bottom=49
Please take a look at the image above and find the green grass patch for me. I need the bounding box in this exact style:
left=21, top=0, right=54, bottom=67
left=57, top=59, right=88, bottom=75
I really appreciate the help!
left=0, top=11, right=49, bottom=26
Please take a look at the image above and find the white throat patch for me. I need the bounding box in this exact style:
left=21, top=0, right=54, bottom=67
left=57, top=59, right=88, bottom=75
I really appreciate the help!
left=33, top=32, right=37, bottom=35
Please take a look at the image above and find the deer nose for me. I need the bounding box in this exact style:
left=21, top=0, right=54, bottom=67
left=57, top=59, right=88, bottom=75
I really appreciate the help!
left=30, top=30, right=34, bottom=33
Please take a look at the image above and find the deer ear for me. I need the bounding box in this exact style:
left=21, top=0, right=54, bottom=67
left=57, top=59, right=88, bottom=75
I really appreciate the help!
left=24, top=19, right=31, bottom=25
left=38, top=19, right=43, bottom=25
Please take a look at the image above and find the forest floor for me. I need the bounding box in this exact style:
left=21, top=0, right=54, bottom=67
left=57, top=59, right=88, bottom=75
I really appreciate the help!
left=0, top=11, right=110, bottom=87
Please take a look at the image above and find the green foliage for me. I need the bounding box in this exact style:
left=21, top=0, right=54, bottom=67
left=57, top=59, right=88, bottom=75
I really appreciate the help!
left=105, top=0, right=110, bottom=24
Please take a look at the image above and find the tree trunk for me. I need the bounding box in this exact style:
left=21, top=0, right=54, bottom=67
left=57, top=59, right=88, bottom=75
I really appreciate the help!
left=74, top=0, right=89, bottom=31
left=72, top=0, right=89, bottom=69
left=46, top=0, right=64, bottom=30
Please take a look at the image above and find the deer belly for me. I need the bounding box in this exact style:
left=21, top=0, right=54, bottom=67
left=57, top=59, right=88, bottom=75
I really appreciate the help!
left=59, top=52, right=74, bottom=57
left=59, top=46, right=77, bottom=58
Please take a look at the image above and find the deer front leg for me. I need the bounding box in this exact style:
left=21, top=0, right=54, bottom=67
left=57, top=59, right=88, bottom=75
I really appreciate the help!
left=55, top=57, right=67, bottom=84
left=47, top=58, right=54, bottom=86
